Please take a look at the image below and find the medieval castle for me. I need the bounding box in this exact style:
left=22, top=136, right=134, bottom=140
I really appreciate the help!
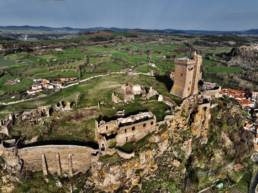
left=171, top=52, right=202, bottom=98
left=0, top=52, right=225, bottom=178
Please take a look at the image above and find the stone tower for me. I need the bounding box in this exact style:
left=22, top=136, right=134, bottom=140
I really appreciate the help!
left=171, top=52, right=202, bottom=98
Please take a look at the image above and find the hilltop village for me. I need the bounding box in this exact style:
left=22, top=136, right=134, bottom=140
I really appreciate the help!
left=0, top=49, right=257, bottom=192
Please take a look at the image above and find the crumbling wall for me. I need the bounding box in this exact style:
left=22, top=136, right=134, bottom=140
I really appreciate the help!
left=118, top=84, right=158, bottom=103
left=98, top=120, right=119, bottom=136
left=116, top=118, right=156, bottom=146
left=202, top=87, right=222, bottom=99
left=1, top=145, right=95, bottom=176
left=0, top=100, right=75, bottom=138
left=96, top=112, right=157, bottom=148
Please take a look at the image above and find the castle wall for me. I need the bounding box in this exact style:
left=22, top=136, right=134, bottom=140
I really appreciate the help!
left=96, top=112, right=157, bottom=147
left=172, top=61, right=195, bottom=98
left=98, top=120, right=119, bottom=136
left=116, top=118, right=156, bottom=146
left=171, top=52, right=203, bottom=99
left=191, top=53, right=202, bottom=96
left=18, top=145, right=93, bottom=176
left=202, top=87, right=222, bottom=99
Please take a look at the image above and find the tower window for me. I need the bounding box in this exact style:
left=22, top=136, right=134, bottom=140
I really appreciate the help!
left=132, top=126, right=135, bottom=131
left=143, top=123, right=146, bottom=127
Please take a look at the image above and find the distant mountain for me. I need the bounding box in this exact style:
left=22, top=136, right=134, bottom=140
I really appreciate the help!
left=0, top=25, right=258, bottom=36
left=0, top=25, right=84, bottom=34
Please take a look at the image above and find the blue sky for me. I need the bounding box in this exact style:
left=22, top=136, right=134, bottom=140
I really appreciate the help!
left=0, top=0, right=258, bottom=30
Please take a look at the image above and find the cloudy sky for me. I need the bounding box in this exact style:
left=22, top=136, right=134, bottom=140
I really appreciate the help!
left=0, top=0, right=258, bottom=30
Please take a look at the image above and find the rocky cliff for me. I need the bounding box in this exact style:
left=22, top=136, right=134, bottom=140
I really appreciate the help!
left=228, top=45, right=258, bottom=69
left=0, top=97, right=255, bottom=193
left=218, top=45, right=258, bottom=89
left=82, top=97, right=254, bottom=193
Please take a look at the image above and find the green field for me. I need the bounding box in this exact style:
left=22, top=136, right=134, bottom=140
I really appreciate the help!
left=1, top=73, right=173, bottom=141
left=0, top=33, right=245, bottom=102
left=0, top=32, right=247, bottom=117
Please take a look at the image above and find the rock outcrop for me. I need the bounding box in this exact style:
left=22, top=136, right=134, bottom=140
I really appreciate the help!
left=0, top=97, right=254, bottom=192
left=82, top=97, right=254, bottom=192
left=228, top=45, right=258, bottom=69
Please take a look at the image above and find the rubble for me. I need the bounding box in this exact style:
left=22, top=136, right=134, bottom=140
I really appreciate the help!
left=0, top=100, right=74, bottom=138
left=146, top=87, right=158, bottom=99
left=111, top=92, right=122, bottom=104
left=114, top=83, right=159, bottom=103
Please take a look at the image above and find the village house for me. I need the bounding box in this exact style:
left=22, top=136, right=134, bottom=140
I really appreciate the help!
left=26, top=78, right=77, bottom=96
left=220, top=88, right=255, bottom=109
left=96, top=112, right=157, bottom=149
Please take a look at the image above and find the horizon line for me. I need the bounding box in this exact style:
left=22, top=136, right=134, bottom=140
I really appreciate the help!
left=0, top=25, right=257, bottom=32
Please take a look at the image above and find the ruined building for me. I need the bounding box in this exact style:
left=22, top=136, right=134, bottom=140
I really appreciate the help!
left=171, top=52, right=202, bottom=98
left=97, top=112, right=157, bottom=149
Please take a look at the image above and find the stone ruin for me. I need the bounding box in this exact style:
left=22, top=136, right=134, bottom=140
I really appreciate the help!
left=96, top=112, right=157, bottom=151
left=112, top=83, right=159, bottom=104
left=0, top=100, right=75, bottom=137
left=201, top=82, right=222, bottom=100
left=0, top=111, right=158, bottom=177
left=0, top=143, right=97, bottom=176
left=0, top=114, right=15, bottom=136
left=0, top=94, right=220, bottom=182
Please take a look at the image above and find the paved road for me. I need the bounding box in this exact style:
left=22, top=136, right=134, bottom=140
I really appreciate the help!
left=0, top=71, right=152, bottom=106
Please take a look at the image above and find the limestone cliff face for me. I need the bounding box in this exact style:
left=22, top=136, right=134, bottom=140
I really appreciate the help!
left=83, top=97, right=254, bottom=193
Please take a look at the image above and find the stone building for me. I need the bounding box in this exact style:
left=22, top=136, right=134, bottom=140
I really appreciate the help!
left=97, top=112, right=157, bottom=148
left=201, top=82, right=222, bottom=99
left=171, top=52, right=202, bottom=98
left=121, top=84, right=146, bottom=103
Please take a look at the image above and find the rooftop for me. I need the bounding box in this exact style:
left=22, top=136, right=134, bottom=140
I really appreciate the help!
left=117, top=112, right=154, bottom=126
